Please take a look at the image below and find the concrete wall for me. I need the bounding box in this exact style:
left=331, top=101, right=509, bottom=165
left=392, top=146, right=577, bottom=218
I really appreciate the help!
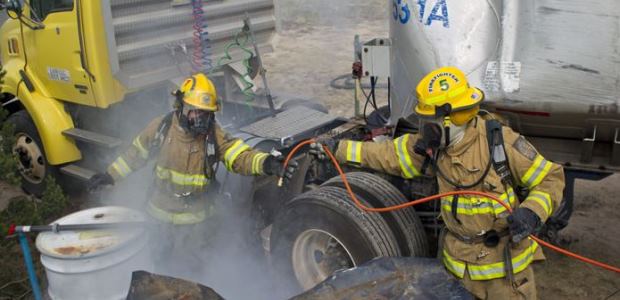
left=274, top=0, right=389, bottom=30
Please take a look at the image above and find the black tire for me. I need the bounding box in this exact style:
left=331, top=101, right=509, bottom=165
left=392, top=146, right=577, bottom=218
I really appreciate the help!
left=323, top=172, right=429, bottom=257
left=270, top=186, right=400, bottom=292
left=280, top=99, right=329, bottom=114
left=7, top=110, right=57, bottom=196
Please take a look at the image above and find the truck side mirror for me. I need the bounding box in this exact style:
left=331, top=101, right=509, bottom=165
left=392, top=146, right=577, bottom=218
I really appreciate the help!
left=5, top=0, right=23, bottom=19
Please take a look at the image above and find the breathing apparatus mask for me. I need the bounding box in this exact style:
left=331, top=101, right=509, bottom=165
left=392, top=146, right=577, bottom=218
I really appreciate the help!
left=174, top=90, right=216, bottom=136
left=414, top=103, right=470, bottom=158
left=414, top=103, right=493, bottom=190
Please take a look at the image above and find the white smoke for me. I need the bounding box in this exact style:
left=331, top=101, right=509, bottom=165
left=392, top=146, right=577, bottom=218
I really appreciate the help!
left=86, top=1, right=390, bottom=299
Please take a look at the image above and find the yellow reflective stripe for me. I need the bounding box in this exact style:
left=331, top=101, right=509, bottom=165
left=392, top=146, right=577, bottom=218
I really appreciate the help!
left=443, top=189, right=519, bottom=217
left=132, top=137, right=149, bottom=160
left=425, top=85, right=469, bottom=105
left=147, top=202, right=210, bottom=225
left=156, top=166, right=209, bottom=187
left=521, top=155, right=552, bottom=188
left=393, top=135, right=420, bottom=179
left=346, top=141, right=363, bottom=164
left=252, top=153, right=269, bottom=175
left=441, top=196, right=494, bottom=215
left=492, top=188, right=516, bottom=216
left=224, top=140, right=251, bottom=171
left=442, top=250, right=466, bottom=278
left=467, top=239, right=539, bottom=280
left=111, top=157, right=132, bottom=177
left=526, top=191, right=553, bottom=216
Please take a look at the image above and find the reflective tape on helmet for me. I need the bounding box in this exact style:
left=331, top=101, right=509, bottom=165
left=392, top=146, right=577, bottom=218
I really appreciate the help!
left=393, top=134, right=420, bottom=179
left=252, top=153, right=269, bottom=175
left=443, top=239, right=539, bottom=281
left=525, top=191, right=553, bottom=217
left=147, top=201, right=212, bottom=225
left=521, top=155, right=552, bottom=188
left=111, top=157, right=132, bottom=178
left=224, top=140, right=251, bottom=171
left=156, top=166, right=209, bottom=187
left=346, top=141, right=363, bottom=164
left=424, top=85, right=469, bottom=105
left=132, top=137, right=149, bottom=160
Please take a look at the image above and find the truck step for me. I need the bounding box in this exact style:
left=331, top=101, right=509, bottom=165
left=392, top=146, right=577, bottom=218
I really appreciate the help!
left=63, top=128, right=123, bottom=148
left=60, top=164, right=97, bottom=181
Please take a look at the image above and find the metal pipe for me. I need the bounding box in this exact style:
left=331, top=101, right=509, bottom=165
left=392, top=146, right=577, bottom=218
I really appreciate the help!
left=353, top=35, right=362, bottom=117
left=18, top=233, right=42, bottom=300
left=354, top=78, right=362, bottom=117
left=13, top=222, right=146, bottom=233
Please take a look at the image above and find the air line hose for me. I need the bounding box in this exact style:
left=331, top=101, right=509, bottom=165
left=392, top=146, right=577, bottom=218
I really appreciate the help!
left=280, top=139, right=620, bottom=274
left=191, top=0, right=213, bottom=72
left=211, top=29, right=256, bottom=106
left=191, top=0, right=254, bottom=103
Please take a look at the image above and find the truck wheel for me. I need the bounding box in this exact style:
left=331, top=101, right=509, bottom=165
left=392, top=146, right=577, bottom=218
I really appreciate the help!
left=322, top=172, right=429, bottom=257
left=7, top=111, right=57, bottom=196
left=270, top=186, right=400, bottom=292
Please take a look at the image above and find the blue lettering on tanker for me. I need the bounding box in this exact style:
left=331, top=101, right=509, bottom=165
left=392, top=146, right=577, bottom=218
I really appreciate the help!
left=425, top=0, right=449, bottom=28
left=417, top=0, right=427, bottom=22
left=393, top=0, right=411, bottom=24
left=396, top=0, right=450, bottom=28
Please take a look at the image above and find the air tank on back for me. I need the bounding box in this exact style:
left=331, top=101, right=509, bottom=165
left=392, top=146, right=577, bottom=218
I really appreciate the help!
left=389, top=0, right=620, bottom=142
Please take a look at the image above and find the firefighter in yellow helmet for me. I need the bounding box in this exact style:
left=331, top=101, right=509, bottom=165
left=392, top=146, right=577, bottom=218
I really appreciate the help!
left=314, top=66, right=564, bottom=299
left=89, top=73, right=298, bottom=263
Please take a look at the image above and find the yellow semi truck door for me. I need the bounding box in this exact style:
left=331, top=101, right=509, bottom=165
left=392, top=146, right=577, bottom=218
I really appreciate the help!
left=24, top=0, right=95, bottom=106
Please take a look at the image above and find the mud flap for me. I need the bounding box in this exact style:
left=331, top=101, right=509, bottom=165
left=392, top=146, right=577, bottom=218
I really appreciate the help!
left=290, top=257, right=473, bottom=300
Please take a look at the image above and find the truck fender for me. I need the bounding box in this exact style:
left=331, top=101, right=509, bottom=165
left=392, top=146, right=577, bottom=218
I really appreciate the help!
left=15, top=82, right=82, bottom=165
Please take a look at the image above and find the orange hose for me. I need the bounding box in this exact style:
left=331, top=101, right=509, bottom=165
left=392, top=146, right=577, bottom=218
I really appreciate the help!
left=280, top=139, right=620, bottom=274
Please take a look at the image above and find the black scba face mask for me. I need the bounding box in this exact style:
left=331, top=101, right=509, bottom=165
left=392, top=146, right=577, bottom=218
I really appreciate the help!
left=414, top=121, right=443, bottom=158
left=178, top=107, right=214, bottom=136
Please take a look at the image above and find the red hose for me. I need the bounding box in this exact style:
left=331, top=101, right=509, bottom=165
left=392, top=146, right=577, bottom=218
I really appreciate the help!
left=280, top=139, right=620, bottom=274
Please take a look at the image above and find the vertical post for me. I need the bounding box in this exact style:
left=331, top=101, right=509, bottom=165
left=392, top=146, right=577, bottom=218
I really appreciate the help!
left=353, top=35, right=362, bottom=118
left=354, top=79, right=362, bottom=118
left=18, top=233, right=42, bottom=300
left=612, top=128, right=620, bottom=166
left=244, top=15, right=277, bottom=117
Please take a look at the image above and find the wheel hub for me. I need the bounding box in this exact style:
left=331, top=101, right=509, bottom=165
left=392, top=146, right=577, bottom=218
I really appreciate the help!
left=291, top=229, right=355, bottom=290
left=13, top=134, right=45, bottom=184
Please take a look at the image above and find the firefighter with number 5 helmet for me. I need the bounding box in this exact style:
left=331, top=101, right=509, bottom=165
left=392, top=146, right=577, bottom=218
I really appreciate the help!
left=313, top=67, right=565, bottom=299
left=88, top=73, right=298, bottom=263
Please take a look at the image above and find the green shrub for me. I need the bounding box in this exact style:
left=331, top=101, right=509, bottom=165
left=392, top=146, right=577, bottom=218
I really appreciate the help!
left=0, top=177, right=71, bottom=299
left=0, top=108, right=21, bottom=186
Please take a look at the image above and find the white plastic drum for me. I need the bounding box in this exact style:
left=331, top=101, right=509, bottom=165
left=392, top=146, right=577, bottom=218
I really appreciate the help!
left=36, top=206, right=151, bottom=300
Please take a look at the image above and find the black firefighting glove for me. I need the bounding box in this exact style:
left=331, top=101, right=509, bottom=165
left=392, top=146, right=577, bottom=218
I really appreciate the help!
left=263, top=153, right=299, bottom=183
left=309, top=137, right=339, bottom=161
left=414, top=122, right=443, bottom=157
left=87, top=172, right=114, bottom=192
left=507, top=207, right=541, bottom=243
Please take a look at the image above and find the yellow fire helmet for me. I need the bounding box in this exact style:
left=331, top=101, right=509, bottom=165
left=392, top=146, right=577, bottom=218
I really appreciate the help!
left=179, top=73, right=219, bottom=112
left=414, top=66, right=484, bottom=118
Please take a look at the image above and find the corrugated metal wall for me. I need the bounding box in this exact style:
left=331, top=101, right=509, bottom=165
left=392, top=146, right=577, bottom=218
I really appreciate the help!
left=107, top=0, right=275, bottom=90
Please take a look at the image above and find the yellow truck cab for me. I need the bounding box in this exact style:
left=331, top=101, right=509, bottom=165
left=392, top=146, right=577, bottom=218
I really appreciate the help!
left=0, top=0, right=281, bottom=195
